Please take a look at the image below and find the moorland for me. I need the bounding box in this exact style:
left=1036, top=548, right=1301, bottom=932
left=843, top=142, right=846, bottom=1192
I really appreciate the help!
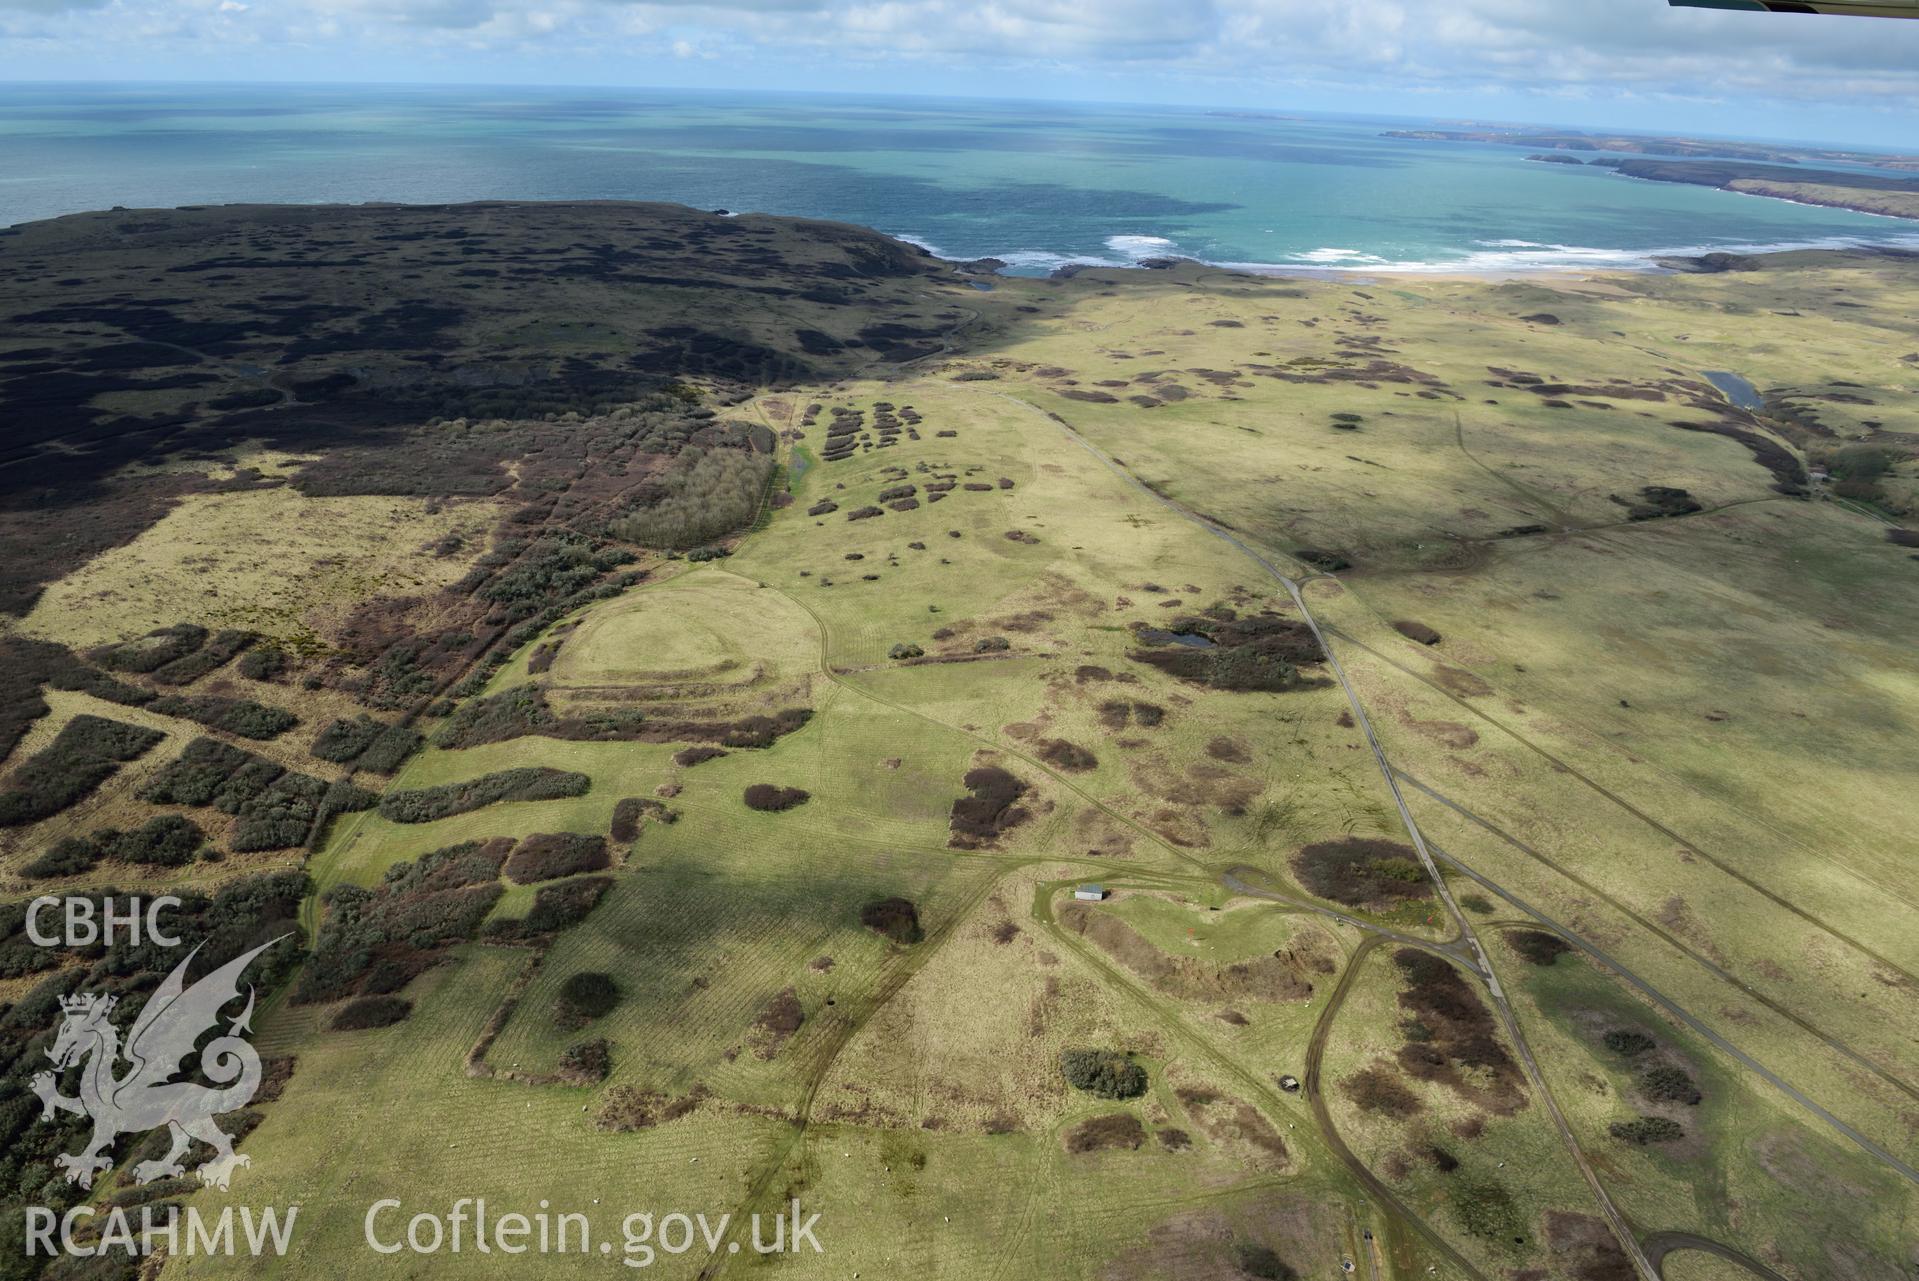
left=0, top=201, right=1916, bottom=1281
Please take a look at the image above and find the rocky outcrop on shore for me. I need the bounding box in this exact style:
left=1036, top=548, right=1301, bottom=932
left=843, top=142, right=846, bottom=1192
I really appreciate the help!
left=1654, top=252, right=1762, bottom=274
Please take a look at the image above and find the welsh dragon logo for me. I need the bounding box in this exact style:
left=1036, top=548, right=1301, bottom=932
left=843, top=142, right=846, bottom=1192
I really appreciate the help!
left=31, top=937, right=283, bottom=1191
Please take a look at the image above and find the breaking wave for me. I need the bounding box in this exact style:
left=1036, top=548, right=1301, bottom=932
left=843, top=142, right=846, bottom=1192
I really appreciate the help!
left=913, top=228, right=1919, bottom=278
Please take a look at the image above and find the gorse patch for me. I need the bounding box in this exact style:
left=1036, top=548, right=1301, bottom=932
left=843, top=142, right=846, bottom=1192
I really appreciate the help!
left=0, top=715, right=165, bottom=827
left=148, top=694, right=297, bottom=741
left=1059, top=1048, right=1147, bottom=1099
left=609, top=444, right=774, bottom=550
left=858, top=897, right=923, bottom=945
left=298, top=839, right=512, bottom=1002
left=503, top=832, right=610, bottom=884
left=378, top=767, right=591, bottom=823
left=743, top=783, right=810, bottom=812
left=557, top=971, right=621, bottom=1023
left=24, top=815, right=205, bottom=877
left=311, top=715, right=422, bottom=773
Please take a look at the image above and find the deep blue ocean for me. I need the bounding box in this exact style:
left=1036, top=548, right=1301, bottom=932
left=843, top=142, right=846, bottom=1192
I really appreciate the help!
left=3, top=83, right=1916, bottom=274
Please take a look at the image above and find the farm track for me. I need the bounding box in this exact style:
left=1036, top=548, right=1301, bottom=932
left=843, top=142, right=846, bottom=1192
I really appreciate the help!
left=1005, top=393, right=1659, bottom=1281
left=1446, top=408, right=1804, bottom=543
left=1400, top=769, right=1919, bottom=1112
left=1298, top=934, right=1483, bottom=1279
left=304, top=367, right=1899, bottom=1279
left=754, top=569, right=1222, bottom=884
left=1321, top=596, right=1919, bottom=973
left=1640, top=1230, right=1789, bottom=1281
left=1036, top=885, right=1487, bottom=1281
left=1419, top=829, right=1919, bottom=1186
left=735, top=399, right=1493, bottom=1276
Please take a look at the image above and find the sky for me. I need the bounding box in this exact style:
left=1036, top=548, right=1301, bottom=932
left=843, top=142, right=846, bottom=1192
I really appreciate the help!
left=5, top=0, right=1919, bottom=148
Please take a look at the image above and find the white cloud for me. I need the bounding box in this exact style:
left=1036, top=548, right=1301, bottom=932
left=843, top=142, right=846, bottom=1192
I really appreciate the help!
left=5, top=0, right=1919, bottom=116
left=644, top=0, right=1919, bottom=103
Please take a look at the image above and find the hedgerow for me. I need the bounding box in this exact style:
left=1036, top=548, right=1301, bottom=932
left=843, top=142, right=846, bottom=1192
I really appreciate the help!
left=149, top=694, right=297, bottom=740
left=152, top=629, right=259, bottom=686
left=378, top=767, right=590, bottom=823
left=311, top=715, right=422, bottom=773
left=91, top=624, right=207, bottom=674
left=0, top=715, right=166, bottom=827
left=24, top=816, right=206, bottom=876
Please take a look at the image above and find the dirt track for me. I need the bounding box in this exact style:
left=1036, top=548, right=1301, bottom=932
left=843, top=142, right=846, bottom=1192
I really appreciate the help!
left=1015, top=393, right=1661, bottom=1281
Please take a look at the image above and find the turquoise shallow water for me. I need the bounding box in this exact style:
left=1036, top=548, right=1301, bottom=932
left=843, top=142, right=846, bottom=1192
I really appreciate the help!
left=3, top=83, right=1916, bottom=273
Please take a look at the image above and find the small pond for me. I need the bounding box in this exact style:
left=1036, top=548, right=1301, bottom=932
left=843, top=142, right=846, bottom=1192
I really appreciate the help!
left=1136, top=628, right=1216, bottom=648
left=1703, top=370, right=1763, bottom=411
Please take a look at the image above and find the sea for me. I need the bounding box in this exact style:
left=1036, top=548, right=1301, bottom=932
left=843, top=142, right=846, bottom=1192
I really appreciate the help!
left=4, top=82, right=1917, bottom=275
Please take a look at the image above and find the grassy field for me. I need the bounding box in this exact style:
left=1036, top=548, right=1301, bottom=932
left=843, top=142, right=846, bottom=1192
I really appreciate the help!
left=18, top=457, right=501, bottom=656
